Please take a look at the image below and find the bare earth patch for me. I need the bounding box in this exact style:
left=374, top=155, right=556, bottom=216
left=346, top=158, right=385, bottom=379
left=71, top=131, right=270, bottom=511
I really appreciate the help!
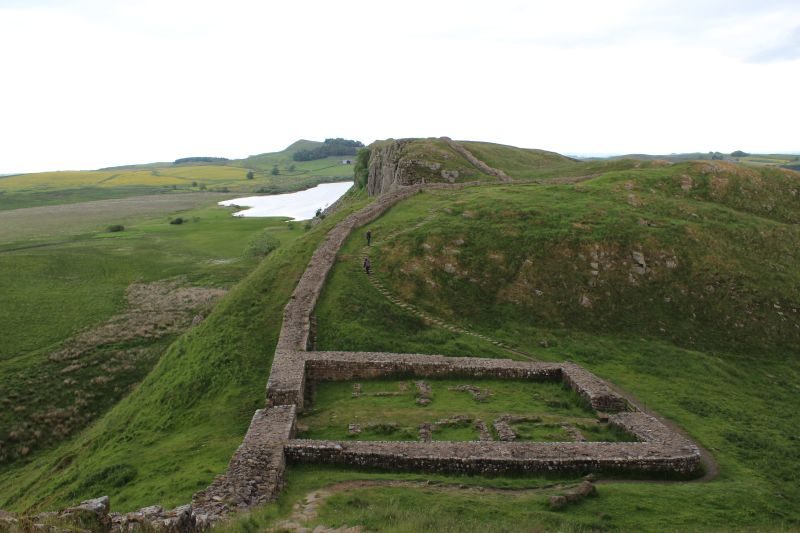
left=49, top=278, right=226, bottom=362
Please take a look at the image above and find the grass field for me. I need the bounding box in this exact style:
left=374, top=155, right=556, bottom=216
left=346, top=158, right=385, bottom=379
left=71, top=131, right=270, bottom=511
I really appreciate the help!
left=0, top=192, right=235, bottom=245
left=0, top=195, right=306, bottom=466
left=0, top=188, right=372, bottom=512
left=738, top=153, right=800, bottom=167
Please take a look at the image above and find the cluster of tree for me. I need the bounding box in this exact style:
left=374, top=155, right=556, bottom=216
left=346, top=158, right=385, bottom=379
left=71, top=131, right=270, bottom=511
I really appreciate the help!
left=292, top=138, right=364, bottom=161
left=173, top=156, right=230, bottom=165
left=708, top=152, right=725, bottom=160
left=731, top=150, right=750, bottom=157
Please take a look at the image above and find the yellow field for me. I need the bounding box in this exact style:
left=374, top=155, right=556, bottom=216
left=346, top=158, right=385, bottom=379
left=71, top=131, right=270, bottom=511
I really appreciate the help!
left=0, top=171, right=119, bottom=190
left=0, top=165, right=249, bottom=192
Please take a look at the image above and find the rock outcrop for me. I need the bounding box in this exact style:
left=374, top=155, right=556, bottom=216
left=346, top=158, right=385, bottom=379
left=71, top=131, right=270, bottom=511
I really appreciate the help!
left=365, top=138, right=487, bottom=196
left=367, top=140, right=416, bottom=196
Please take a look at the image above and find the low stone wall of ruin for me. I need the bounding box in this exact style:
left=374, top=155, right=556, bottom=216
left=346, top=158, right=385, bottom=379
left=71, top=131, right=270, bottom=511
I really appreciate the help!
left=286, top=425, right=700, bottom=476
left=561, top=363, right=629, bottom=412
left=266, top=350, right=628, bottom=414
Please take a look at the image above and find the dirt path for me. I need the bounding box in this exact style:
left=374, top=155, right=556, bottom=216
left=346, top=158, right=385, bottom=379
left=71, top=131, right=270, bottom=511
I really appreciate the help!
left=273, top=479, right=580, bottom=531
left=356, top=210, right=538, bottom=361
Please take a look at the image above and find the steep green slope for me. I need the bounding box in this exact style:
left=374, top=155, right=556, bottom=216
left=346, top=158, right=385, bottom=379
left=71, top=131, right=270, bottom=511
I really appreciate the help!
left=0, top=203, right=297, bottom=466
left=0, top=190, right=371, bottom=513
left=371, top=170, right=800, bottom=357
left=293, top=167, right=800, bottom=530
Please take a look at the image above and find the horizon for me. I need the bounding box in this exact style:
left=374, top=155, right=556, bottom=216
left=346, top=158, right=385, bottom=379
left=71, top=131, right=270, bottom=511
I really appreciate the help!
left=2, top=141, right=800, bottom=175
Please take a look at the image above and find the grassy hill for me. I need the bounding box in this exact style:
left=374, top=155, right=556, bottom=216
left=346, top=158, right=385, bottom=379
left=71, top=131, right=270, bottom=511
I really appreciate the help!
left=287, top=162, right=800, bottom=530
left=0, top=189, right=371, bottom=512
left=2, top=139, right=799, bottom=530
left=591, top=151, right=800, bottom=169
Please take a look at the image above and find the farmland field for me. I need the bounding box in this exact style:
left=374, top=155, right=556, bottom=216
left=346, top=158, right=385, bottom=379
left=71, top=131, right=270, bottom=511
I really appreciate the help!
left=0, top=193, right=234, bottom=245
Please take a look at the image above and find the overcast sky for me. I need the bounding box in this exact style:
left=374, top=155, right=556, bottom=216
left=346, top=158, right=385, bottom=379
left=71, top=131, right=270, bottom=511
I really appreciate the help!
left=1, top=0, right=799, bottom=173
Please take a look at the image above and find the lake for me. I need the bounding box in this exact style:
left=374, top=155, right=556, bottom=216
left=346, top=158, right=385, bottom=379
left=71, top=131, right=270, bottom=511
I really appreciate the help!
left=218, top=181, right=353, bottom=219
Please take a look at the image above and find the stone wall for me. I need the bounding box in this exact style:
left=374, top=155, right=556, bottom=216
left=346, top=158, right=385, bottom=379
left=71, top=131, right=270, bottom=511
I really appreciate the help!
left=191, top=406, right=296, bottom=526
left=560, top=362, right=629, bottom=412
left=440, top=137, right=512, bottom=182
left=273, top=185, right=424, bottom=354
left=266, top=350, right=629, bottom=415
left=285, top=409, right=700, bottom=475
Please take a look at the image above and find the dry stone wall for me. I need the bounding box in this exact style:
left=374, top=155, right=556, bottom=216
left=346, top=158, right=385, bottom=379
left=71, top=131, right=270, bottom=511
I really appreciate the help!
left=285, top=425, right=700, bottom=476
left=440, top=137, right=512, bottom=182
left=262, top=178, right=701, bottom=482
left=267, top=350, right=629, bottom=414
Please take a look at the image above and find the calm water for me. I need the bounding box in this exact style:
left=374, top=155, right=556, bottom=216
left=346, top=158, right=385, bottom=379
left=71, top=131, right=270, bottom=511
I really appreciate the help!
left=218, top=181, right=353, bottom=219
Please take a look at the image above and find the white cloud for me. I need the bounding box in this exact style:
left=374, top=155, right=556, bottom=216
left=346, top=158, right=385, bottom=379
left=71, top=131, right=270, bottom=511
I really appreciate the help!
left=0, top=0, right=798, bottom=173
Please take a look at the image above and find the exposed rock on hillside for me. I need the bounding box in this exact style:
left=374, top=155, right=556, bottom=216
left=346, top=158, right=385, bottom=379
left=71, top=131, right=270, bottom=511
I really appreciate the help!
left=366, top=138, right=487, bottom=195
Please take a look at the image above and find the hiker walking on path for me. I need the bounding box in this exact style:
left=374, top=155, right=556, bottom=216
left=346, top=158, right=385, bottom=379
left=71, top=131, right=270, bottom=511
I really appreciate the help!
left=363, top=256, right=371, bottom=275
left=366, top=230, right=372, bottom=246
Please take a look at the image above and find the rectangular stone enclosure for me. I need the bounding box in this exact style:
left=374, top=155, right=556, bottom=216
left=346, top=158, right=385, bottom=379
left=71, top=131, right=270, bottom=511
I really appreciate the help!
left=266, top=350, right=701, bottom=476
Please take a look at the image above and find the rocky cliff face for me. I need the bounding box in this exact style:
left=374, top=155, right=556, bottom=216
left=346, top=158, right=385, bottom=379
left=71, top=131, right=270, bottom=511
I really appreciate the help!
left=366, top=140, right=413, bottom=196
left=366, top=138, right=483, bottom=196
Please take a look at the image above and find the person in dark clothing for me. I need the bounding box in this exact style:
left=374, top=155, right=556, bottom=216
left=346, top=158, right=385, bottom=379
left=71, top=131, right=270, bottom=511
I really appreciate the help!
left=363, top=256, right=371, bottom=275
left=366, top=230, right=372, bottom=246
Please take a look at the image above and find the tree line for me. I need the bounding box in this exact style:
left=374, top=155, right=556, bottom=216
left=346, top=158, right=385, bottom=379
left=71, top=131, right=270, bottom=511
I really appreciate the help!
left=293, top=138, right=364, bottom=161
left=174, top=156, right=230, bottom=165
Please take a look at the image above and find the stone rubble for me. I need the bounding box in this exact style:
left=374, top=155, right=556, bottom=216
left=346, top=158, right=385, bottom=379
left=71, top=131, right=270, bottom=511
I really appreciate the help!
left=449, top=384, right=492, bottom=402
left=493, top=419, right=517, bottom=442
left=475, top=420, right=493, bottom=441
left=414, top=381, right=432, bottom=406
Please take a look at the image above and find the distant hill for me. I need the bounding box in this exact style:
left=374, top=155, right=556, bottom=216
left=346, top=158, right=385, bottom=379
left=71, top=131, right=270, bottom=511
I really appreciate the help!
left=584, top=151, right=800, bottom=167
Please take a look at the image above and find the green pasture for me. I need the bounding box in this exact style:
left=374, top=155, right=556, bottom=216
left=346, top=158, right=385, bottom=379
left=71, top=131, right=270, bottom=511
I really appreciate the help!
left=0, top=196, right=305, bottom=466
left=298, top=378, right=621, bottom=442
left=0, top=189, right=371, bottom=512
